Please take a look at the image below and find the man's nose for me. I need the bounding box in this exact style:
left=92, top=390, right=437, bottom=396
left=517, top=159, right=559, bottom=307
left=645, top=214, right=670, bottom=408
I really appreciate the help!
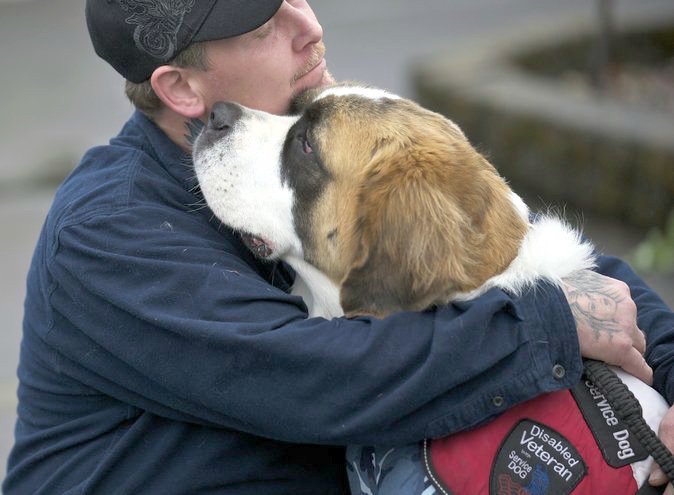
left=279, top=1, right=323, bottom=52
left=208, top=102, right=242, bottom=132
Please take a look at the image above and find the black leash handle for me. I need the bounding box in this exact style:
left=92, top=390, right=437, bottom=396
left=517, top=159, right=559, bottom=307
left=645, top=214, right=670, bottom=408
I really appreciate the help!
left=583, top=359, right=674, bottom=481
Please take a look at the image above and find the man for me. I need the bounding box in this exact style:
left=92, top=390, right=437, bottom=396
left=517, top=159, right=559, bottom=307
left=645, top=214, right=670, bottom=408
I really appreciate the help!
left=4, top=1, right=673, bottom=493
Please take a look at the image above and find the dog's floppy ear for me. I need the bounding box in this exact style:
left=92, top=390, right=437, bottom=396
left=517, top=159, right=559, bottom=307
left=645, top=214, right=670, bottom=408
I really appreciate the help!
left=339, top=138, right=526, bottom=318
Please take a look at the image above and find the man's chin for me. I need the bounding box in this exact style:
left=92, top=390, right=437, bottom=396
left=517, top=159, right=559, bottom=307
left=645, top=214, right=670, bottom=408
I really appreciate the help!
left=293, top=64, right=334, bottom=96
left=286, top=70, right=336, bottom=114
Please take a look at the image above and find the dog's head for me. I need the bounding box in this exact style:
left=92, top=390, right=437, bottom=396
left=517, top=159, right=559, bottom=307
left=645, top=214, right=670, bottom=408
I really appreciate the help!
left=193, top=84, right=529, bottom=317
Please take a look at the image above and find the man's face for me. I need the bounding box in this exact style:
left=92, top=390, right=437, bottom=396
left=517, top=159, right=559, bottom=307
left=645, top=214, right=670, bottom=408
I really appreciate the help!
left=195, top=0, right=334, bottom=115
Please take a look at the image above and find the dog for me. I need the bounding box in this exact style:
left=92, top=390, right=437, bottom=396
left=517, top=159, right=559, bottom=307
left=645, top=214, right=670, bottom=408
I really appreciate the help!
left=192, top=83, right=669, bottom=494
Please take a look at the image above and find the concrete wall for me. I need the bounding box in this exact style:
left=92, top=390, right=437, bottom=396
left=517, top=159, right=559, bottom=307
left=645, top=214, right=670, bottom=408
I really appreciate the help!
left=413, top=12, right=674, bottom=230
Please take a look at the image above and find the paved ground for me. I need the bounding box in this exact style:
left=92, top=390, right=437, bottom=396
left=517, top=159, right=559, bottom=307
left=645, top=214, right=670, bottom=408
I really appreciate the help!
left=1, top=0, right=672, bottom=483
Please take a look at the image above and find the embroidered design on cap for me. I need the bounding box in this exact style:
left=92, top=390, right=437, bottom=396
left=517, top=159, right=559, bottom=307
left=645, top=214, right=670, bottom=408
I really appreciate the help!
left=120, top=0, right=195, bottom=60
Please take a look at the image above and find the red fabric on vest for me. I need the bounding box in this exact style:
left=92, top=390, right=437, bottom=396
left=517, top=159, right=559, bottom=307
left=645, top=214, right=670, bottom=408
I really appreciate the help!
left=427, top=390, right=638, bottom=495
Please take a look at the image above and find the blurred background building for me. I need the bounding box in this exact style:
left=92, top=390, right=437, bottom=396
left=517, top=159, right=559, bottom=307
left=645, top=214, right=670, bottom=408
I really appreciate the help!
left=1, top=0, right=672, bottom=481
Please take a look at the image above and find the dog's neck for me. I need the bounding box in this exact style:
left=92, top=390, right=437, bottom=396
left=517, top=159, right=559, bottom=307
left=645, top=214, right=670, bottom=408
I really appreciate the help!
left=285, top=255, right=344, bottom=319
left=285, top=216, right=595, bottom=319
left=454, top=215, right=596, bottom=301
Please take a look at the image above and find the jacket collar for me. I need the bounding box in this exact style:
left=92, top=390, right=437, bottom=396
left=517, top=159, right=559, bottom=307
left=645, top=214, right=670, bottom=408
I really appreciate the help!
left=129, top=111, right=200, bottom=194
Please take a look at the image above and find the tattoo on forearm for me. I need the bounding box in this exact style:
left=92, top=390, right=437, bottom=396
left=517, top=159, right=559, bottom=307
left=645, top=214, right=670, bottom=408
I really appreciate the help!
left=184, top=118, right=205, bottom=149
left=564, top=271, right=626, bottom=342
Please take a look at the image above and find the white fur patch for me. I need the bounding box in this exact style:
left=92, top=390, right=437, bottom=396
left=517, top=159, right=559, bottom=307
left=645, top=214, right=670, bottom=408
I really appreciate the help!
left=510, top=191, right=530, bottom=222
left=314, top=86, right=401, bottom=103
left=286, top=254, right=343, bottom=319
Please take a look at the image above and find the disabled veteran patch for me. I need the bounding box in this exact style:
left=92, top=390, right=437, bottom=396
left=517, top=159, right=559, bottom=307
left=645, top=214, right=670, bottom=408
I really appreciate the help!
left=490, top=420, right=587, bottom=495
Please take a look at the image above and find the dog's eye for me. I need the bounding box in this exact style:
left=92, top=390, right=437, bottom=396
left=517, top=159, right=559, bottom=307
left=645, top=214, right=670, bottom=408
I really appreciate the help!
left=303, top=138, right=313, bottom=155
left=298, top=131, right=313, bottom=155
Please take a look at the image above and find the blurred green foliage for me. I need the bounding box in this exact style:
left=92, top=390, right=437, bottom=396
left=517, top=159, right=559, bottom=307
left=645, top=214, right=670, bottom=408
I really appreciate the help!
left=631, top=209, right=674, bottom=275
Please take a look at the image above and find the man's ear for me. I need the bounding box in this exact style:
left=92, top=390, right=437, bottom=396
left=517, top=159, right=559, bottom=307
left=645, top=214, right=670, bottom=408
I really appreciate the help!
left=150, top=65, right=205, bottom=119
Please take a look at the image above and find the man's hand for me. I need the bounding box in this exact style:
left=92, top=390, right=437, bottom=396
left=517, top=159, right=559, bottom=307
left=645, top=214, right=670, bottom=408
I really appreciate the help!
left=561, top=270, right=653, bottom=385
left=649, top=404, right=674, bottom=493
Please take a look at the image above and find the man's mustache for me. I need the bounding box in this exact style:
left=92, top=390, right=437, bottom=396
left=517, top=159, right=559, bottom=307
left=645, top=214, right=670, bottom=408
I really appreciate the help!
left=293, top=41, right=326, bottom=83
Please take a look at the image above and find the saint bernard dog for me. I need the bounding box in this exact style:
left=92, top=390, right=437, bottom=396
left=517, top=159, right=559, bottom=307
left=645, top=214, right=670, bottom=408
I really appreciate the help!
left=192, top=83, right=670, bottom=494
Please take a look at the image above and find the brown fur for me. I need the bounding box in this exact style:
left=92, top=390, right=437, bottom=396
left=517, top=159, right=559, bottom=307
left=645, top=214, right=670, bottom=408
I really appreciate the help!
left=306, top=95, right=528, bottom=317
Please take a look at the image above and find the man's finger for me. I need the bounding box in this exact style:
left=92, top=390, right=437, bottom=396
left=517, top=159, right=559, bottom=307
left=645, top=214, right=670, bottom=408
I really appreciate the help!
left=650, top=465, right=668, bottom=486
left=634, top=328, right=647, bottom=355
left=618, top=347, right=653, bottom=385
left=665, top=482, right=674, bottom=495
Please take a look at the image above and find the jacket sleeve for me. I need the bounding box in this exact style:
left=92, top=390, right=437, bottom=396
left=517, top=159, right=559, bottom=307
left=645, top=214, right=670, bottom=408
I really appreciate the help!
left=45, top=204, right=582, bottom=446
left=595, top=254, right=674, bottom=403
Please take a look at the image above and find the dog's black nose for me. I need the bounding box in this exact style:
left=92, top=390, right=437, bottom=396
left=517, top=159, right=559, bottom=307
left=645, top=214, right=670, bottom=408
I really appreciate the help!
left=208, top=101, right=242, bottom=132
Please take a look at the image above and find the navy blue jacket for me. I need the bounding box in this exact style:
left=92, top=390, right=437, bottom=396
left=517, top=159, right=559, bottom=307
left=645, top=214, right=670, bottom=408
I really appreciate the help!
left=4, top=112, right=673, bottom=494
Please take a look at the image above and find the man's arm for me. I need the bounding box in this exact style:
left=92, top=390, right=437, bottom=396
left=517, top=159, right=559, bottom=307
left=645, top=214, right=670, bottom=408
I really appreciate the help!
left=45, top=202, right=583, bottom=446
left=580, top=254, right=674, bottom=492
